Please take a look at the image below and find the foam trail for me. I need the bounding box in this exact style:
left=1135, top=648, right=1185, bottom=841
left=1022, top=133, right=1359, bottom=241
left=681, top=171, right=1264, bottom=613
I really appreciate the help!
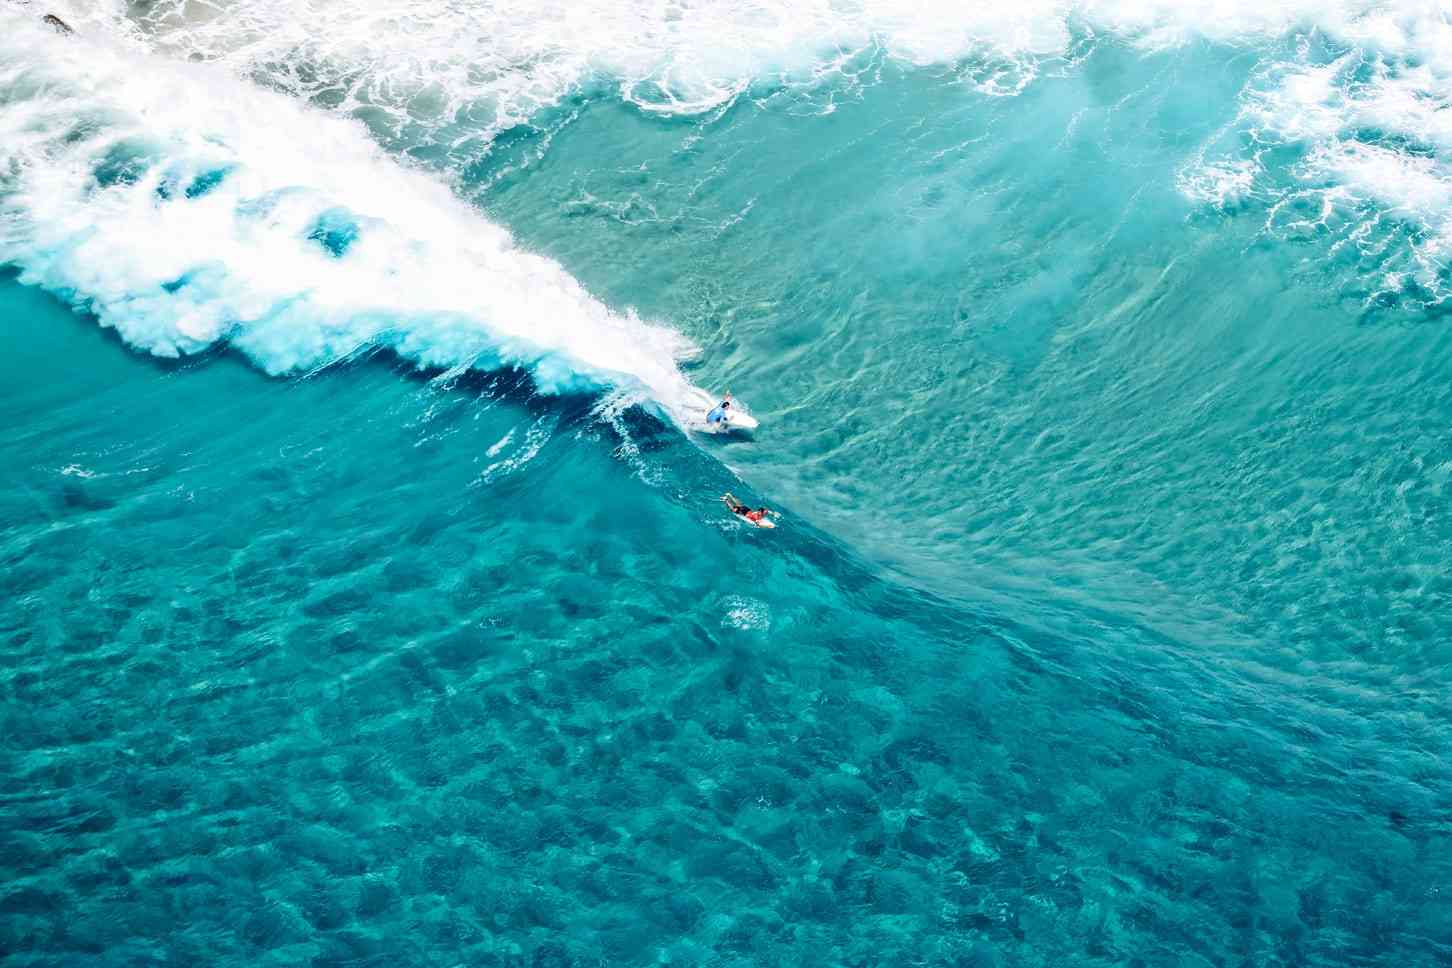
left=0, top=14, right=709, bottom=420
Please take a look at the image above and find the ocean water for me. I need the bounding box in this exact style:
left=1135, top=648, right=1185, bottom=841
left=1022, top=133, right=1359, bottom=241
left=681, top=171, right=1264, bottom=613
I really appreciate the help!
left=3, top=2, right=1451, bottom=965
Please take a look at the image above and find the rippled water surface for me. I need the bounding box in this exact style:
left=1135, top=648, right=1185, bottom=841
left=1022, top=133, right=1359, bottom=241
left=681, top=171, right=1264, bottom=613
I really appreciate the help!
left=3, top=3, right=1451, bottom=965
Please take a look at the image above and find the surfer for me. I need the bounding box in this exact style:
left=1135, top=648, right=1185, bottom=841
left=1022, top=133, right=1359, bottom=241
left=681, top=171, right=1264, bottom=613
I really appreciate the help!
left=723, top=492, right=774, bottom=527
left=706, top=393, right=732, bottom=428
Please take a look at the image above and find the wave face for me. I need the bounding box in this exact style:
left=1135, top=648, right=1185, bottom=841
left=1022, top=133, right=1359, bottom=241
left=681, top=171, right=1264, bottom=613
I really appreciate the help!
left=0, top=14, right=704, bottom=412
left=5, top=3, right=1452, bottom=967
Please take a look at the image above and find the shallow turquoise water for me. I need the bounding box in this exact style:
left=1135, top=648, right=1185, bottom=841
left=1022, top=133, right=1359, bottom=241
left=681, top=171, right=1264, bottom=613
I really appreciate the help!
left=3, top=7, right=1452, bottom=967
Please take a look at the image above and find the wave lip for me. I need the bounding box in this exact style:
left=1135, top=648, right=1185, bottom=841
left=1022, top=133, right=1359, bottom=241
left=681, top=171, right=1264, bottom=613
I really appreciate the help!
left=0, top=15, right=707, bottom=416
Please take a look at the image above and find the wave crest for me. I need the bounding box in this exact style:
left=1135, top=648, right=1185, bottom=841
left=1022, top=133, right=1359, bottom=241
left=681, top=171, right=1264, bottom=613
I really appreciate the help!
left=0, top=16, right=706, bottom=415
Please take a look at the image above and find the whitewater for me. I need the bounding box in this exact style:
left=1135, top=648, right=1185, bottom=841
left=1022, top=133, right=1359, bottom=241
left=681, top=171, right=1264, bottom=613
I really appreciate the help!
left=0, top=12, right=710, bottom=419
left=3, top=1, right=1452, bottom=966
left=9, top=1, right=1452, bottom=399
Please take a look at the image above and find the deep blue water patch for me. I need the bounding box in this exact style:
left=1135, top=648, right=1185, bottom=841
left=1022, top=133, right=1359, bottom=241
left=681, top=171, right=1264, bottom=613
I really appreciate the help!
left=91, top=141, right=153, bottom=190
left=184, top=166, right=233, bottom=198
left=307, top=208, right=360, bottom=257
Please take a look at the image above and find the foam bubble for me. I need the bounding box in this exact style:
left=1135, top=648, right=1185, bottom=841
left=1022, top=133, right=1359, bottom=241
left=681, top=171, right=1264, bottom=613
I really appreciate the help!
left=0, top=16, right=710, bottom=417
left=1177, top=158, right=1260, bottom=209
left=721, top=595, right=770, bottom=631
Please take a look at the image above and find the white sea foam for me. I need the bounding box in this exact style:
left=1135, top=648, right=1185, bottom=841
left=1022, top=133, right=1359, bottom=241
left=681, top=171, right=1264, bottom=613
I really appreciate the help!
left=1220, top=11, right=1452, bottom=300
left=1177, top=159, right=1260, bottom=209
left=0, top=14, right=709, bottom=417
left=721, top=595, right=770, bottom=631
left=53, top=0, right=1452, bottom=270
left=12, top=0, right=1452, bottom=401
left=61, top=0, right=1079, bottom=128
left=60, top=0, right=1448, bottom=121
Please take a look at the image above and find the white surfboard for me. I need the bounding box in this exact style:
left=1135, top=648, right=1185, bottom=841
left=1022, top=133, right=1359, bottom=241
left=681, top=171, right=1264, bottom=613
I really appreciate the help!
left=695, top=412, right=758, bottom=435
left=691, top=391, right=758, bottom=435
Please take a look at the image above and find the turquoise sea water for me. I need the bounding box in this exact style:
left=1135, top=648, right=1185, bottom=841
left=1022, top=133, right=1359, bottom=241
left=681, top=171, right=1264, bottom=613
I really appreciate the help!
left=3, top=5, right=1452, bottom=965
